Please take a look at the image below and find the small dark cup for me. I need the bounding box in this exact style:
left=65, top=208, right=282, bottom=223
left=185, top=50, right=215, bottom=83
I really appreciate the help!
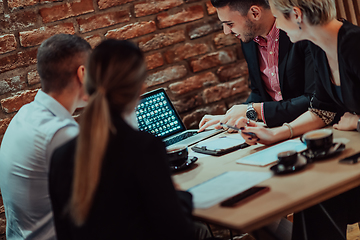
left=277, top=150, right=298, bottom=167
left=301, top=129, right=333, bottom=153
left=166, top=145, right=188, bottom=167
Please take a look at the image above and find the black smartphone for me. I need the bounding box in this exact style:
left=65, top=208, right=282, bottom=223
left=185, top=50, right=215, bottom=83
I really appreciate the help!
left=339, top=152, right=360, bottom=164
left=220, top=186, right=270, bottom=207
left=219, top=123, right=257, bottom=138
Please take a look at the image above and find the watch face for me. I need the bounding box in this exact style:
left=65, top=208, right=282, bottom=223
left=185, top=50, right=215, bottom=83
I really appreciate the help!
left=246, top=109, right=258, bottom=121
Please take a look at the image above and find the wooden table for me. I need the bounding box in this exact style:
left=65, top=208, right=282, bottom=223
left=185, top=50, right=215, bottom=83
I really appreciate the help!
left=173, top=128, right=360, bottom=233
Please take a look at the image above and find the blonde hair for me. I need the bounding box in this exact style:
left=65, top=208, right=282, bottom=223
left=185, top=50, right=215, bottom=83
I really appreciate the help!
left=69, top=39, right=147, bottom=226
left=270, top=0, right=336, bottom=25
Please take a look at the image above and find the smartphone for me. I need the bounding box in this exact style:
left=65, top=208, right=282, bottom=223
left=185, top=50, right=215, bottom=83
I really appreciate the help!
left=339, top=152, right=360, bottom=164
left=220, top=123, right=257, bottom=138
left=220, top=186, right=270, bottom=207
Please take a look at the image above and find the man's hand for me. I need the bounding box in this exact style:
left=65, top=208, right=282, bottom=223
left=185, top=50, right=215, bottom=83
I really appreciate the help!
left=218, top=105, right=248, bottom=133
left=198, top=115, right=224, bottom=132
left=333, top=112, right=359, bottom=131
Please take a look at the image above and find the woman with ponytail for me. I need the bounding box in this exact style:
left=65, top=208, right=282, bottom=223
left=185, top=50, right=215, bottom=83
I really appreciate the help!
left=49, top=40, right=197, bottom=240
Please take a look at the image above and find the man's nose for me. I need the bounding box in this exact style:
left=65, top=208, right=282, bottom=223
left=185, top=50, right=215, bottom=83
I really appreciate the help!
left=223, top=25, right=231, bottom=35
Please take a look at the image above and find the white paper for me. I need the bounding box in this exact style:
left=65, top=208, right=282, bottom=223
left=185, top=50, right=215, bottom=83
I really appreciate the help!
left=236, top=139, right=307, bottom=166
left=188, top=171, right=273, bottom=208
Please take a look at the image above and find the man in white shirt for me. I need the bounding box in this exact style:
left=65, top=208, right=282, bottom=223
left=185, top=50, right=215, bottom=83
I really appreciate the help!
left=0, top=34, right=91, bottom=240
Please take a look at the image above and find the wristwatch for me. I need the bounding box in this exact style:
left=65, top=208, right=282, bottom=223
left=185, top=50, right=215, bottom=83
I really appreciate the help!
left=246, top=103, right=258, bottom=121
left=357, top=118, right=360, bottom=132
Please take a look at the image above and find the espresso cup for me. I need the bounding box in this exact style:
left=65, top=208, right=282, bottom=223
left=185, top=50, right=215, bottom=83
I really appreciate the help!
left=166, top=145, right=188, bottom=166
left=277, top=150, right=298, bottom=167
left=301, top=129, right=333, bottom=153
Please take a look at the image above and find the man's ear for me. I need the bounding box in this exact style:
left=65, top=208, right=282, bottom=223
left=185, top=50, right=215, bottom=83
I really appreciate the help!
left=249, top=5, right=262, bottom=20
left=76, top=65, right=86, bottom=86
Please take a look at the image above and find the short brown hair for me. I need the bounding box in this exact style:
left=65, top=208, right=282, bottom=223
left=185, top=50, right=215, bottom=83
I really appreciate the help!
left=269, top=0, right=336, bottom=25
left=37, top=34, right=91, bottom=93
left=211, top=0, right=270, bottom=16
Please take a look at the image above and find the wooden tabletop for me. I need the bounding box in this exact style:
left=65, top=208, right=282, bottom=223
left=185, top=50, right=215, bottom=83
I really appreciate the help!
left=173, top=128, right=360, bottom=233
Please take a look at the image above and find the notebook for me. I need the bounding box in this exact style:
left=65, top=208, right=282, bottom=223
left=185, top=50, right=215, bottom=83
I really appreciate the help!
left=135, top=88, right=222, bottom=147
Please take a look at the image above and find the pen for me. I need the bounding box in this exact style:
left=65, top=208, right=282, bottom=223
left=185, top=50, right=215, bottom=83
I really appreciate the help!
left=220, top=123, right=257, bottom=138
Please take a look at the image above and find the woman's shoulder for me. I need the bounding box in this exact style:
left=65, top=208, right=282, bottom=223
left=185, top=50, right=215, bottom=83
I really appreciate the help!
left=338, top=20, right=360, bottom=61
left=338, top=20, right=360, bottom=45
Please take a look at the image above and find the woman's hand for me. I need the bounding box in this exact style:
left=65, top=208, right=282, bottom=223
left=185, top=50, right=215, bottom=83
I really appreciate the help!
left=333, top=112, right=359, bottom=131
left=234, top=117, right=279, bottom=145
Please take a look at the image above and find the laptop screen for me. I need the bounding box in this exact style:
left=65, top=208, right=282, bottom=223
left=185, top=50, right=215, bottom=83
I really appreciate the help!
left=136, top=88, right=186, bottom=139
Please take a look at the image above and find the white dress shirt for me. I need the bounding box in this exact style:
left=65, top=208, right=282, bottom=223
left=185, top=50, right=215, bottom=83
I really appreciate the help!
left=0, top=90, right=79, bottom=240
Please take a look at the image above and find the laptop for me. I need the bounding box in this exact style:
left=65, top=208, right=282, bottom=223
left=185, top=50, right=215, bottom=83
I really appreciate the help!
left=135, top=88, right=222, bottom=147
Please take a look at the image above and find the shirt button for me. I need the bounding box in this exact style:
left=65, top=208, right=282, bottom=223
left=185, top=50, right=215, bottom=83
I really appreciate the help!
left=275, top=39, right=279, bottom=42
left=270, top=51, right=273, bottom=55
left=278, top=92, right=281, bottom=95
left=271, top=73, right=275, bottom=76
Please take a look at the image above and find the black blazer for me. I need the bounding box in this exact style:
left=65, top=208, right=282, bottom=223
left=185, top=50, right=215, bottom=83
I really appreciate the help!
left=242, top=30, right=315, bottom=127
left=49, top=115, right=196, bottom=240
left=311, top=20, right=360, bottom=119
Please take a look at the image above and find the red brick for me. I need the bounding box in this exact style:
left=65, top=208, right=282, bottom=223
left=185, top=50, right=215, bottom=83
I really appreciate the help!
left=97, top=0, right=135, bottom=10
left=172, top=95, right=203, bottom=113
left=7, top=0, right=59, bottom=9
left=217, top=60, right=248, bottom=82
left=164, top=42, right=209, bottom=64
left=157, top=5, right=204, bottom=29
left=190, top=49, right=237, bottom=72
left=8, top=0, right=37, bottom=9
left=84, top=35, right=103, bottom=48
left=138, top=29, right=185, bottom=52
left=187, top=17, right=222, bottom=39
left=19, top=23, right=75, bottom=48
left=27, top=70, right=41, bottom=85
left=134, top=0, right=183, bottom=17
left=1, top=89, right=39, bottom=113
left=0, top=48, right=37, bottom=74
left=0, top=76, right=27, bottom=95
left=169, top=72, right=217, bottom=95
left=0, top=10, right=37, bottom=32
left=0, top=34, right=17, bottom=55
left=0, top=117, right=12, bottom=136
left=214, top=32, right=239, bottom=48
left=203, top=77, right=248, bottom=104
left=40, top=0, right=94, bottom=23
left=77, top=10, right=130, bottom=33
left=182, top=103, right=227, bottom=129
left=145, top=65, right=187, bottom=87
left=105, top=21, right=156, bottom=40
left=206, top=1, right=216, bottom=15
left=145, top=52, right=164, bottom=70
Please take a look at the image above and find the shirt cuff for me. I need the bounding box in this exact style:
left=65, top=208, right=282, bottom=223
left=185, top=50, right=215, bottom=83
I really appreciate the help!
left=261, top=102, right=266, bottom=124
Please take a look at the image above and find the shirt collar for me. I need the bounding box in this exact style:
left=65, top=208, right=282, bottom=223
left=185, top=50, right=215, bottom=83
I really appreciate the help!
left=253, top=22, right=279, bottom=47
left=34, top=90, right=77, bottom=123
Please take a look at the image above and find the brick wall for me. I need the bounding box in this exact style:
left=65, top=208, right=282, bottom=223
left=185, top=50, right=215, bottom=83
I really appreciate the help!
left=0, top=0, right=250, bottom=141
left=0, top=0, right=249, bottom=235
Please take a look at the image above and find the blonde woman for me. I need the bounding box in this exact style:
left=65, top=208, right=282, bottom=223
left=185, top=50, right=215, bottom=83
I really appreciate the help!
left=49, top=40, right=198, bottom=240
left=237, top=0, right=360, bottom=145
left=237, top=0, right=360, bottom=239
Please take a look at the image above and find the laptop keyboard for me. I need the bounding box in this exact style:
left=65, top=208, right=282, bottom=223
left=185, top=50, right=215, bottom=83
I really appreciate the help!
left=164, top=131, right=199, bottom=147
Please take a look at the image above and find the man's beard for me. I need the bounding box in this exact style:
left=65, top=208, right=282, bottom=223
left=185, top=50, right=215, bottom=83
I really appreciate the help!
left=241, top=18, right=260, bottom=43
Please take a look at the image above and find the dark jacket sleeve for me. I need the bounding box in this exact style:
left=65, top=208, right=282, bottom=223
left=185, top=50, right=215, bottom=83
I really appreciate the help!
left=49, top=138, right=77, bottom=240
left=262, top=40, right=316, bottom=127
